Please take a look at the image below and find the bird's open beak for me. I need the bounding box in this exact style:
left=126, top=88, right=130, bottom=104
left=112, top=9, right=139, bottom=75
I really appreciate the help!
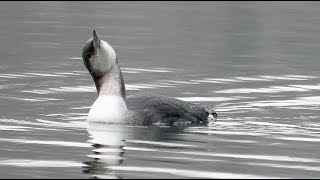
left=93, top=30, right=101, bottom=50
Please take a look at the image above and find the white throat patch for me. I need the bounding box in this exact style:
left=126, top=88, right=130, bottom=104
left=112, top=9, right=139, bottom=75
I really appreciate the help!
left=92, top=40, right=117, bottom=75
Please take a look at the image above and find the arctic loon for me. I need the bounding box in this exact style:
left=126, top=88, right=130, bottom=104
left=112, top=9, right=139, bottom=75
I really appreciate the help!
left=82, top=30, right=217, bottom=125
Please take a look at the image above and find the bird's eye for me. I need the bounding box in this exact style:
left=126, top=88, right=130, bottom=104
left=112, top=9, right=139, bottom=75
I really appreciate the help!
left=87, top=54, right=92, bottom=59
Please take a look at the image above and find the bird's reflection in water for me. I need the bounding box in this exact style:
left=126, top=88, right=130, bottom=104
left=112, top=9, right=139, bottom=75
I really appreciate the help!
left=82, top=122, right=188, bottom=179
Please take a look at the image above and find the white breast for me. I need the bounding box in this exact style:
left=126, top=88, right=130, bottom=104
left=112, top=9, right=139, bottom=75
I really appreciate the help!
left=87, top=95, right=127, bottom=123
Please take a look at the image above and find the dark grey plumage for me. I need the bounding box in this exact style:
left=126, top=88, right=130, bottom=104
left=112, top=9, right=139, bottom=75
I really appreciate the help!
left=126, top=94, right=216, bottom=125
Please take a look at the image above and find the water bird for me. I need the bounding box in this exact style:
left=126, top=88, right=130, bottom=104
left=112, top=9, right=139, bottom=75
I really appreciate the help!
left=82, top=30, right=217, bottom=125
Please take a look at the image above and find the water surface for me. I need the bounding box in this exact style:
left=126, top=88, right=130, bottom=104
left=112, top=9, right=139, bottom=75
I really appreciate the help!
left=0, top=1, right=320, bottom=178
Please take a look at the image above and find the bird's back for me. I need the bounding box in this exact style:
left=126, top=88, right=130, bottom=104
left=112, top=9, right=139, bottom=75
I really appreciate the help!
left=125, top=94, right=214, bottom=125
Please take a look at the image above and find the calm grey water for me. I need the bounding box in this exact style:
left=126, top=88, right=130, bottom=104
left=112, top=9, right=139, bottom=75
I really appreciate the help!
left=1, top=1, right=320, bottom=178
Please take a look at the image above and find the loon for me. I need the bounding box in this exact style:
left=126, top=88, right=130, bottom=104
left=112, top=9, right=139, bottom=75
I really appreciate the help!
left=82, top=30, right=217, bottom=125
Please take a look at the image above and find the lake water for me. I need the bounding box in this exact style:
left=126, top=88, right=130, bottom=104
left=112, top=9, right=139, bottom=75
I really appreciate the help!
left=1, top=1, right=320, bottom=178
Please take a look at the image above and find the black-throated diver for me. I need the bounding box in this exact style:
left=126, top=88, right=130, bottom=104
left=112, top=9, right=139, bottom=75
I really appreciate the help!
left=82, top=30, right=217, bottom=125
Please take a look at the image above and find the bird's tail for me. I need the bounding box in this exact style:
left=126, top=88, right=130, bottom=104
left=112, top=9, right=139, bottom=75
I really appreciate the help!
left=205, top=108, right=218, bottom=122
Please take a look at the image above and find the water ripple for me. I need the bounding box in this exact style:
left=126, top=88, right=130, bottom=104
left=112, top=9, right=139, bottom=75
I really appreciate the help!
left=107, top=166, right=277, bottom=179
left=0, top=137, right=90, bottom=148
left=0, top=159, right=83, bottom=168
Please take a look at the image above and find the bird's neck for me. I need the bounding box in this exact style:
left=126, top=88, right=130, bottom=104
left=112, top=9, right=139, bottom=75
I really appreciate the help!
left=93, top=62, right=126, bottom=99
